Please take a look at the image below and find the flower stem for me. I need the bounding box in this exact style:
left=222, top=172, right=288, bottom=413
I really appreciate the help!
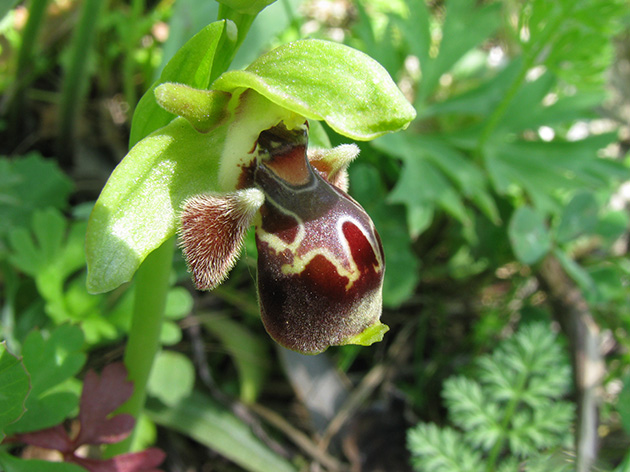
left=57, top=0, right=105, bottom=162
left=106, top=237, right=175, bottom=455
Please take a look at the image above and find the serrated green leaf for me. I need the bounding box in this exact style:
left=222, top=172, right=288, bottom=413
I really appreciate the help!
left=375, top=133, right=497, bottom=232
left=201, top=314, right=269, bottom=403
left=0, top=342, right=30, bottom=442
left=0, top=453, right=87, bottom=472
left=147, top=390, right=297, bottom=472
left=508, top=206, right=551, bottom=265
left=349, top=164, right=419, bottom=307
left=213, top=39, right=416, bottom=140
left=486, top=134, right=625, bottom=213
left=147, top=350, right=195, bottom=406
left=5, top=325, right=85, bottom=434
left=129, top=21, right=228, bottom=147
left=0, top=154, right=73, bottom=240
left=555, top=191, right=599, bottom=243
left=407, top=423, right=484, bottom=472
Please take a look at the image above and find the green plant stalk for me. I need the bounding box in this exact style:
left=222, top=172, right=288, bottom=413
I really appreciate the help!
left=106, top=10, right=259, bottom=455
left=11, top=0, right=49, bottom=112
left=57, top=0, right=105, bottom=158
left=106, top=237, right=175, bottom=455
left=122, top=0, right=146, bottom=116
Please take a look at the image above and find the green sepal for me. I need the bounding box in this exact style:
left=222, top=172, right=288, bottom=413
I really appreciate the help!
left=129, top=20, right=230, bottom=147
left=342, top=322, right=390, bottom=347
left=86, top=118, right=225, bottom=294
left=212, top=39, right=416, bottom=140
left=155, top=84, right=232, bottom=133
left=86, top=91, right=299, bottom=294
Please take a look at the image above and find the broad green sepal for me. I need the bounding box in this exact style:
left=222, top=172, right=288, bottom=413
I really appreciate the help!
left=343, top=322, right=390, bottom=347
left=86, top=91, right=301, bottom=294
left=212, top=39, right=416, bottom=140
left=86, top=118, right=226, bottom=294
left=155, top=84, right=231, bottom=133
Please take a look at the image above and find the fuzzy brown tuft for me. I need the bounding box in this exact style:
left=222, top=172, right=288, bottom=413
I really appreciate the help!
left=179, top=189, right=264, bottom=290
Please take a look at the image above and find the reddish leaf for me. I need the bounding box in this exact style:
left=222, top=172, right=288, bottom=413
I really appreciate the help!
left=72, top=448, right=166, bottom=472
left=75, top=363, right=135, bottom=446
left=16, top=424, right=73, bottom=453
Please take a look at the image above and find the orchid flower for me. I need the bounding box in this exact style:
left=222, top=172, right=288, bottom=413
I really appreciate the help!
left=85, top=27, right=415, bottom=354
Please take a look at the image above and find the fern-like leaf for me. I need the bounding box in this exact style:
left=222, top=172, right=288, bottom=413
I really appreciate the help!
left=407, top=423, right=484, bottom=472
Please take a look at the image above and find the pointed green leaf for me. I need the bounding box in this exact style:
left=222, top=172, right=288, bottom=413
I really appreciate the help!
left=130, top=21, right=228, bottom=147
left=213, top=39, right=416, bottom=140
left=0, top=343, right=30, bottom=442
left=508, top=206, right=551, bottom=265
left=201, top=314, right=270, bottom=403
left=147, top=390, right=297, bottom=472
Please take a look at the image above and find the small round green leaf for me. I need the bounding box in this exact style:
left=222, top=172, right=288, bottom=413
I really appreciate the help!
left=508, top=206, right=551, bottom=265
left=213, top=39, right=416, bottom=140
left=147, top=351, right=195, bottom=406
left=555, top=191, right=599, bottom=243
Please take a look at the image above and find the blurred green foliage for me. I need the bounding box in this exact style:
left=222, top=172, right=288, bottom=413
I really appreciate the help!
left=1, top=0, right=630, bottom=470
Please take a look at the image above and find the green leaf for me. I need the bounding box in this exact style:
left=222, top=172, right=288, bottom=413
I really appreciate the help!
left=375, top=133, right=499, bottom=228
left=407, top=423, right=484, bottom=472
left=349, top=164, right=419, bottom=307
left=0, top=453, right=87, bottom=472
left=213, top=39, right=416, bottom=140
left=508, top=206, right=551, bottom=265
left=147, top=390, right=297, bottom=472
left=201, top=314, right=270, bottom=403
left=618, top=374, right=630, bottom=435
left=415, top=0, right=501, bottom=106
left=553, top=248, right=596, bottom=294
left=147, top=350, right=195, bottom=406
left=0, top=343, right=30, bottom=442
left=0, top=1, right=21, bottom=21
left=0, top=153, right=73, bottom=240
left=5, top=325, right=85, bottom=434
left=129, top=21, right=229, bottom=147
left=486, top=134, right=625, bottom=214
left=555, top=191, right=599, bottom=243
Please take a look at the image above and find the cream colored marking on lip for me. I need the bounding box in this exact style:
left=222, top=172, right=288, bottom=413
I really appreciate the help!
left=258, top=197, right=382, bottom=291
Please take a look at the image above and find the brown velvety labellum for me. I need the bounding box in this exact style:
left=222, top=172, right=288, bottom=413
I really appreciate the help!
left=254, top=123, right=385, bottom=354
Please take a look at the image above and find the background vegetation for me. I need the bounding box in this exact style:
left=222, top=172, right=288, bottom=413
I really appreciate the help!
left=1, top=0, right=629, bottom=471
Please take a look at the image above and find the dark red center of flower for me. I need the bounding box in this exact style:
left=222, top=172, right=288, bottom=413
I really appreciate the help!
left=253, top=123, right=385, bottom=354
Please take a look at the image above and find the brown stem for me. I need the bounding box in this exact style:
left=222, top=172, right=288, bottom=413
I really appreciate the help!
left=538, top=254, right=604, bottom=472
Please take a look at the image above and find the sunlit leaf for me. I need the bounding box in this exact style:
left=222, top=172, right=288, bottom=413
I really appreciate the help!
left=508, top=206, right=551, bottom=265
